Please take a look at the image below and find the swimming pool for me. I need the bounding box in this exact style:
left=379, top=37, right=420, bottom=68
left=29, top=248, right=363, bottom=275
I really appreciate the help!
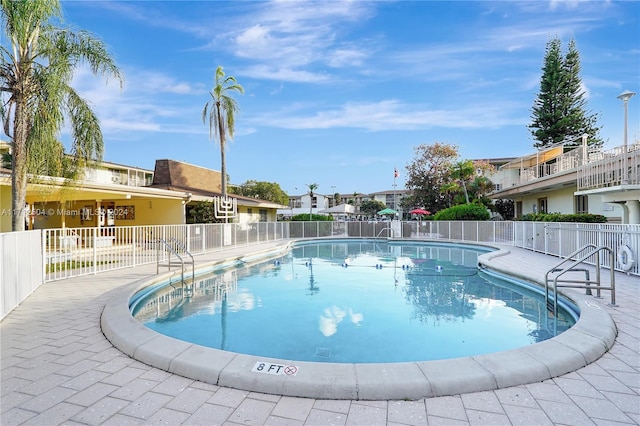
left=130, top=240, right=577, bottom=364
left=102, top=239, right=616, bottom=399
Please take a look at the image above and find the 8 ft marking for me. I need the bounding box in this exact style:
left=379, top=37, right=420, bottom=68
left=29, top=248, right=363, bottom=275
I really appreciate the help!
left=252, top=362, right=298, bottom=376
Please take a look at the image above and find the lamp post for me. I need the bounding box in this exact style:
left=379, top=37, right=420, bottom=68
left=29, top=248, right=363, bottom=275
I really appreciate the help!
left=290, top=187, right=297, bottom=219
left=617, top=90, right=635, bottom=184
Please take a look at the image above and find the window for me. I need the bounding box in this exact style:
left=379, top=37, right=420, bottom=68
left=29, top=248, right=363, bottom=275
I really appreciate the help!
left=537, top=198, right=548, bottom=214
left=575, top=195, right=588, bottom=214
left=259, top=209, right=268, bottom=222
left=515, top=201, right=523, bottom=218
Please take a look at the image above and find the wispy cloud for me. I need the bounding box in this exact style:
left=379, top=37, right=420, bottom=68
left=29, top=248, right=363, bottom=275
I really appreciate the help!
left=70, top=65, right=203, bottom=136
left=252, top=100, right=525, bottom=132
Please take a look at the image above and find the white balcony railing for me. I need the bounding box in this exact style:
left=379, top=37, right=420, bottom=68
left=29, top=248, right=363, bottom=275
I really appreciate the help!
left=495, top=144, right=640, bottom=192
left=578, top=144, right=640, bottom=190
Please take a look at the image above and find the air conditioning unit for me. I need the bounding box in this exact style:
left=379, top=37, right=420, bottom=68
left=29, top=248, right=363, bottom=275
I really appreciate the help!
left=112, top=176, right=120, bottom=183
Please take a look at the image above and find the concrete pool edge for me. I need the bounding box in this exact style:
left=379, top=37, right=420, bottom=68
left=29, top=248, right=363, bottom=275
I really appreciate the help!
left=100, top=241, right=618, bottom=400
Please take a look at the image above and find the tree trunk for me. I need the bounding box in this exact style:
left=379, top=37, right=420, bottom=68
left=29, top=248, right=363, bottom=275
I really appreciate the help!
left=11, top=98, right=28, bottom=232
left=217, top=108, right=226, bottom=198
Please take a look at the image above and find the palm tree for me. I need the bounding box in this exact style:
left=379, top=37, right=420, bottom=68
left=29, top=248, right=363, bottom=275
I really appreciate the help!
left=202, top=66, right=244, bottom=198
left=451, top=160, right=475, bottom=204
left=306, top=183, right=318, bottom=220
left=1, top=0, right=123, bottom=231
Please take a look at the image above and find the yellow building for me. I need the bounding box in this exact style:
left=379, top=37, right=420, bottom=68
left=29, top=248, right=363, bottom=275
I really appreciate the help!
left=0, top=143, right=286, bottom=232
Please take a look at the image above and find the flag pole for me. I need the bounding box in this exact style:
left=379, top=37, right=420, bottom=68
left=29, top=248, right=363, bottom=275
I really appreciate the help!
left=393, top=167, right=398, bottom=219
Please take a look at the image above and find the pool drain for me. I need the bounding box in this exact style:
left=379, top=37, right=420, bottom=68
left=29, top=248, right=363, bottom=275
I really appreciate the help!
left=315, top=347, right=332, bottom=358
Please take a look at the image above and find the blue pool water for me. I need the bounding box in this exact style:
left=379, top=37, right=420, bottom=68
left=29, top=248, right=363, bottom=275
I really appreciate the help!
left=131, top=241, right=577, bottom=363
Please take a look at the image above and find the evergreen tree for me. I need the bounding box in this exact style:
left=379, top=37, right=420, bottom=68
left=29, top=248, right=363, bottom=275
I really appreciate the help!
left=563, top=39, right=602, bottom=147
left=529, top=37, right=601, bottom=149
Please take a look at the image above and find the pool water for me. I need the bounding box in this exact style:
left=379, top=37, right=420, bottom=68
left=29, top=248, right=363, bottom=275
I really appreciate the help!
left=131, top=241, right=577, bottom=363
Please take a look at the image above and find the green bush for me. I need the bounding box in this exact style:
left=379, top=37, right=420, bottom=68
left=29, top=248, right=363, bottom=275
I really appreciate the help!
left=291, top=214, right=333, bottom=221
left=433, top=204, right=490, bottom=221
left=519, top=213, right=607, bottom=223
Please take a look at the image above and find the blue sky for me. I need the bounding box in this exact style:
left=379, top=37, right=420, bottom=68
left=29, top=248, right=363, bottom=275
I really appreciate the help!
left=61, top=0, right=639, bottom=196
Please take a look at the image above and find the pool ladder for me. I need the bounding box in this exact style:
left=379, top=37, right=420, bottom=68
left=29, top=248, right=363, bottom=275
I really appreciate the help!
left=544, top=244, right=617, bottom=318
left=157, top=237, right=195, bottom=284
left=375, top=227, right=394, bottom=239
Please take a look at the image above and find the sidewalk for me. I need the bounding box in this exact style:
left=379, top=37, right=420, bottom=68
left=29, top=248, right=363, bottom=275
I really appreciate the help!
left=1, top=243, right=638, bottom=425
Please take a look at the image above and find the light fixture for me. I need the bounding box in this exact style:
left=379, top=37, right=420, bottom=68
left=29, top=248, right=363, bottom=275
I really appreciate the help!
left=617, top=90, right=635, bottom=185
left=617, top=90, right=636, bottom=103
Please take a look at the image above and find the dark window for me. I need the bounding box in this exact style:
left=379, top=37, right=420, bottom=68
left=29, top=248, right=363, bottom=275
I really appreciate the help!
left=575, top=195, right=588, bottom=214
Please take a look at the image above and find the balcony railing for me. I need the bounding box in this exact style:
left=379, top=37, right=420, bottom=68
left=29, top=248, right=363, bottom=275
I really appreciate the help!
left=497, top=148, right=584, bottom=189
left=578, top=144, right=640, bottom=190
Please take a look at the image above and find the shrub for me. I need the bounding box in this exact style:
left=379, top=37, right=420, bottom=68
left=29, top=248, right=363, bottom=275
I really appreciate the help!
left=433, top=204, right=490, bottom=221
left=291, top=214, right=333, bottom=221
left=519, top=213, right=607, bottom=223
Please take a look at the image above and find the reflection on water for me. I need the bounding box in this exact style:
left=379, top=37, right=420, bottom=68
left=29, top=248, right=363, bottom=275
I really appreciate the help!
left=319, top=306, right=364, bottom=337
left=132, top=241, right=576, bottom=363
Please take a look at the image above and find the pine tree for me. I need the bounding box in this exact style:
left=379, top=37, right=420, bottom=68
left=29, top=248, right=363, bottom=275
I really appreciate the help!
left=529, top=38, right=601, bottom=149
left=562, top=40, right=603, bottom=148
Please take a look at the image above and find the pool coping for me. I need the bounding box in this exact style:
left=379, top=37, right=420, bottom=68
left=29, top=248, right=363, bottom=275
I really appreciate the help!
left=100, top=241, right=618, bottom=400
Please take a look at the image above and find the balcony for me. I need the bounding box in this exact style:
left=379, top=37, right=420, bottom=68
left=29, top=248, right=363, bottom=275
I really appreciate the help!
left=495, top=145, right=585, bottom=190
left=578, top=144, right=640, bottom=190
left=83, top=167, right=154, bottom=188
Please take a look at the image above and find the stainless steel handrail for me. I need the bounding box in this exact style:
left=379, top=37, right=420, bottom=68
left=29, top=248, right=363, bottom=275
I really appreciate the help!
left=545, top=245, right=617, bottom=318
left=375, top=227, right=394, bottom=239
left=156, top=238, right=194, bottom=283
left=170, top=237, right=195, bottom=283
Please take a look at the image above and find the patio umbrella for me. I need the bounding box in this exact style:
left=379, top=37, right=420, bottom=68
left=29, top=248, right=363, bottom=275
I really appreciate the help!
left=409, top=208, right=430, bottom=215
left=377, top=208, right=398, bottom=215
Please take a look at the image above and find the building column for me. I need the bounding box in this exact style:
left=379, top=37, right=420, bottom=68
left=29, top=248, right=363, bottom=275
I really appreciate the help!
left=626, top=200, right=640, bottom=224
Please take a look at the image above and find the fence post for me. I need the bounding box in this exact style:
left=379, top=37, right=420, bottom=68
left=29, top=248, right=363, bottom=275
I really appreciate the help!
left=132, top=226, right=137, bottom=267
left=42, top=229, right=46, bottom=283
left=202, top=225, right=206, bottom=254
left=186, top=225, right=191, bottom=253
left=92, top=227, right=98, bottom=275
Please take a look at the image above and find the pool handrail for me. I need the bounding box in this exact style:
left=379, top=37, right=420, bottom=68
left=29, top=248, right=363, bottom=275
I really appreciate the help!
left=545, top=244, right=617, bottom=317
left=156, top=238, right=194, bottom=283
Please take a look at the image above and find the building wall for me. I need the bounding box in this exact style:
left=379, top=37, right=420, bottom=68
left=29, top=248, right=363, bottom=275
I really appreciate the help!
left=27, top=198, right=184, bottom=229
left=1, top=184, right=12, bottom=232
left=237, top=206, right=276, bottom=226
left=152, top=159, right=222, bottom=194
left=511, top=187, right=622, bottom=222
left=515, top=186, right=577, bottom=215
left=586, top=195, right=623, bottom=223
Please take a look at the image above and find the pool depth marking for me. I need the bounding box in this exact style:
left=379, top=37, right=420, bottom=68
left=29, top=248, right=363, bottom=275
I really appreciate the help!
left=252, top=361, right=299, bottom=376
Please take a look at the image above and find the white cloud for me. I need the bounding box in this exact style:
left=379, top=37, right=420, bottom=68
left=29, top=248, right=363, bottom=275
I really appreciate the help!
left=214, top=0, right=376, bottom=73
left=239, top=65, right=331, bottom=84
left=69, top=64, right=203, bottom=137
left=252, top=100, right=525, bottom=132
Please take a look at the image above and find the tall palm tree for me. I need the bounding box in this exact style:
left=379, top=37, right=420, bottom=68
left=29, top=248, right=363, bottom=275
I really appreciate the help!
left=306, top=183, right=318, bottom=220
left=202, top=66, right=244, bottom=198
left=1, top=0, right=123, bottom=231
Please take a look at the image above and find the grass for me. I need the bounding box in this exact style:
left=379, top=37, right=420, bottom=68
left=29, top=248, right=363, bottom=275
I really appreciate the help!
left=46, top=260, right=116, bottom=273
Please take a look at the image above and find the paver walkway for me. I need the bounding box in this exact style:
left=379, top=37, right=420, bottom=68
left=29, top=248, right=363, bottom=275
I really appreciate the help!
left=1, top=242, right=638, bottom=425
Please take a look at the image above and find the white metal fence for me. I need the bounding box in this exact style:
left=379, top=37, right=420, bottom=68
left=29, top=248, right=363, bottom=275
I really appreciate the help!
left=1, top=230, right=43, bottom=319
left=2, top=221, right=638, bottom=319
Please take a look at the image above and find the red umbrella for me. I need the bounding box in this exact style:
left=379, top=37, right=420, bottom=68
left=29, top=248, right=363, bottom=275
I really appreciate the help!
left=409, top=208, right=430, bottom=215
